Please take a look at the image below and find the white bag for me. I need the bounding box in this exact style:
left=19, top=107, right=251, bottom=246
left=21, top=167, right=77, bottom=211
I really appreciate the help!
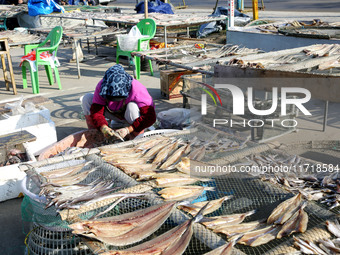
left=118, top=26, right=147, bottom=51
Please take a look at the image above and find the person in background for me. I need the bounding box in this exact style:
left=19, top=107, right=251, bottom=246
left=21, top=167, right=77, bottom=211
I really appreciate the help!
left=81, top=64, right=156, bottom=140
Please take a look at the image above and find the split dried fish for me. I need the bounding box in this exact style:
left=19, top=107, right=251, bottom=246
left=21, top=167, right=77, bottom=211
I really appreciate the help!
left=214, top=221, right=265, bottom=238
left=237, top=225, right=280, bottom=247
left=152, top=173, right=211, bottom=188
left=201, top=210, right=256, bottom=230
left=203, top=240, right=236, bottom=255
left=178, top=195, right=233, bottom=216
left=100, top=200, right=209, bottom=255
left=143, top=140, right=170, bottom=159
left=277, top=202, right=308, bottom=238
left=294, top=237, right=327, bottom=255
left=158, top=186, right=215, bottom=201
left=159, top=144, right=189, bottom=170
left=70, top=202, right=176, bottom=246
left=39, top=161, right=92, bottom=179
left=152, top=140, right=180, bottom=165
left=42, top=167, right=98, bottom=187
left=326, top=220, right=340, bottom=238
left=267, top=193, right=303, bottom=224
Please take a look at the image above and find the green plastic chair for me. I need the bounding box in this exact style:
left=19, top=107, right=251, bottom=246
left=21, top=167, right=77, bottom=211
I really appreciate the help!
left=116, top=18, right=156, bottom=80
left=22, top=26, right=63, bottom=94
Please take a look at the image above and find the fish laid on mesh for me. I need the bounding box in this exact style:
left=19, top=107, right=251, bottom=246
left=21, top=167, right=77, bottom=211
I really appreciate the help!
left=98, top=201, right=236, bottom=255
left=158, top=186, right=215, bottom=201
left=262, top=166, right=340, bottom=210
left=293, top=219, right=340, bottom=254
left=206, top=193, right=309, bottom=247
left=40, top=179, right=118, bottom=209
left=69, top=202, right=176, bottom=246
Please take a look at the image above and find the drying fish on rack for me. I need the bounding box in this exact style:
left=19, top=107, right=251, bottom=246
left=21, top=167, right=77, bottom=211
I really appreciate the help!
left=235, top=225, right=280, bottom=247
left=293, top=237, right=328, bottom=255
left=326, top=220, right=340, bottom=238
left=159, top=144, right=190, bottom=170
left=178, top=195, right=233, bottom=216
left=100, top=201, right=211, bottom=255
left=152, top=140, right=181, bottom=165
left=303, top=44, right=340, bottom=57
left=41, top=166, right=98, bottom=187
left=201, top=210, right=256, bottom=230
left=267, top=193, right=303, bottom=224
left=158, top=185, right=215, bottom=201
left=40, top=179, right=118, bottom=209
left=151, top=173, right=211, bottom=188
left=213, top=221, right=266, bottom=238
left=105, top=157, right=149, bottom=165
left=70, top=202, right=176, bottom=246
left=142, top=139, right=172, bottom=159
left=263, top=171, right=340, bottom=210
left=203, top=238, right=239, bottom=255
left=39, top=161, right=93, bottom=179
left=276, top=201, right=308, bottom=238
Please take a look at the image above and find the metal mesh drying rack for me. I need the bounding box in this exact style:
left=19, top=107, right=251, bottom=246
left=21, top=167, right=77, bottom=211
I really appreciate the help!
left=20, top=129, right=339, bottom=255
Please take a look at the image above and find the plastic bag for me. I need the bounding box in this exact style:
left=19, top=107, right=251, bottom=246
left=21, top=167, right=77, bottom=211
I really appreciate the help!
left=117, top=26, right=147, bottom=51
left=5, top=96, right=37, bottom=116
left=28, top=0, right=65, bottom=16
left=135, top=0, right=174, bottom=14
left=157, top=108, right=201, bottom=129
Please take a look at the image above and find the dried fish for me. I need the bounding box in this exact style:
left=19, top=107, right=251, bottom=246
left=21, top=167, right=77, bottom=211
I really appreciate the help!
left=100, top=200, right=210, bottom=255
left=40, top=161, right=92, bottom=179
left=318, top=239, right=340, bottom=254
left=178, top=195, right=233, bottom=216
left=152, top=140, right=180, bottom=165
left=159, top=144, right=189, bottom=170
left=203, top=240, right=236, bottom=255
left=326, top=220, right=340, bottom=238
left=201, top=210, right=256, bottom=230
left=175, top=157, right=191, bottom=175
left=214, top=221, right=265, bottom=238
left=277, top=202, right=308, bottom=238
left=267, top=193, right=303, bottom=224
left=294, top=237, right=327, bottom=255
left=152, top=173, right=211, bottom=188
left=158, top=186, right=215, bottom=201
left=143, top=140, right=170, bottom=159
left=43, top=167, right=98, bottom=187
left=70, top=202, right=176, bottom=246
left=237, top=225, right=280, bottom=247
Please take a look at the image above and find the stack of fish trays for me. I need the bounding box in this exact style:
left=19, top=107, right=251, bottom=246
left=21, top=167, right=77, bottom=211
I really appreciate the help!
left=22, top=157, right=124, bottom=255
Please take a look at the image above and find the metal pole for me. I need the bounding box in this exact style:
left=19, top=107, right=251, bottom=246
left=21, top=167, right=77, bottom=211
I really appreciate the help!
left=252, top=0, right=259, bottom=20
left=144, top=0, right=148, bottom=19
left=323, top=100, right=329, bottom=132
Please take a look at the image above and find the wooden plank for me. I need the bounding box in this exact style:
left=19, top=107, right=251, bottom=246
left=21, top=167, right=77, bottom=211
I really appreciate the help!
left=0, top=130, right=36, bottom=148
left=0, top=96, right=52, bottom=115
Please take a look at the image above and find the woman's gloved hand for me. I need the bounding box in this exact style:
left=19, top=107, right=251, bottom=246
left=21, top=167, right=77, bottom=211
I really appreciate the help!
left=100, top=125, right=115, bottom=138
left=115, top=127, right=131, bottom=139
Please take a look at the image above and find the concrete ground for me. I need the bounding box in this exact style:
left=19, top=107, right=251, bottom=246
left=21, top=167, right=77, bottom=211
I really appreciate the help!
left=0, top=7, right=339, bottom=255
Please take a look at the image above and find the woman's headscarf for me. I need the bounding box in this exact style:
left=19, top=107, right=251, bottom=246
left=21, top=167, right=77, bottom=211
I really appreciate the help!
left=99, top=64, right=133, bottom=98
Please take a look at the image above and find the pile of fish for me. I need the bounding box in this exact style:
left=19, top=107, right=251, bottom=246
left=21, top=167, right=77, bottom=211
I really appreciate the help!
left=36, top=161, right=142, bottom=211
left=262, top=169, right=340, bottom=210
left=294, top=220, right=340, bottom=254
